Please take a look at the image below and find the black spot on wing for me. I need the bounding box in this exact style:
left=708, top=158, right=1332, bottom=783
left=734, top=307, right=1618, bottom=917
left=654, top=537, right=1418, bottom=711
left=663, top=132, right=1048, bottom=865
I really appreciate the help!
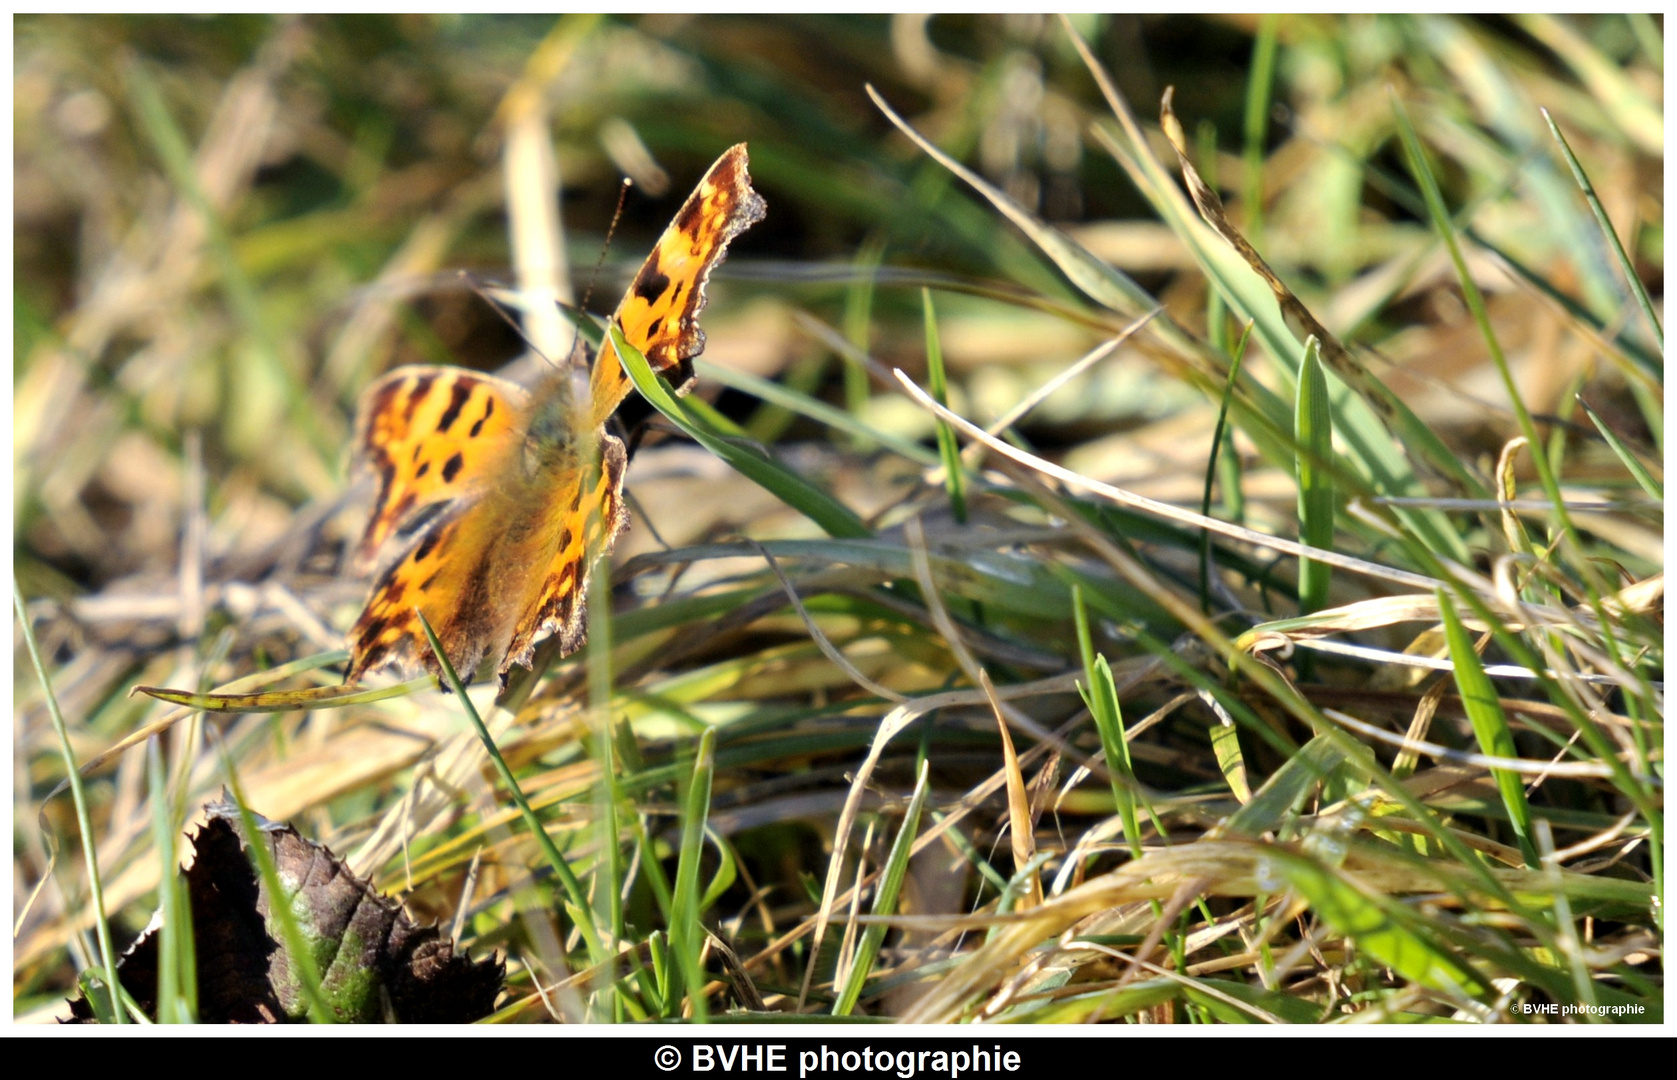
left=442, top=452, right=464, bottom=483
left=675, top=195, right=707, bottom=237
left=413, top=529, right=443, bottom=563
left=415, top=461, right=429, bottom=478
left=469, top=396, right=495, bottom=438
left=436, top=379, right=473, bottom=433
left=403, top=374, right=436, bottom=423
left=635, top=251, right=671, bottom=304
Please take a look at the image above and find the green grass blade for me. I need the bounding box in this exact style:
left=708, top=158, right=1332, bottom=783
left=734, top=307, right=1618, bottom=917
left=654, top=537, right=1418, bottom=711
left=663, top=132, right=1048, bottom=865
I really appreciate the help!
left=1578, top=397, right=1662, bottom=500
left=213, top=769, right=335, bottom=1023
left=416, top=612, right=609, bottom=968
left=1223, top=735, right=1350, bottom=837
left=843, top=235, right=884, bottom=447
left=923, top=288, right=968, bottom=523
left=698, top=359, right=939, bottom=466
left=1275, top=848, right=1489, bottom=998
left=1199, top=320, right=1253, bottom=613
left=613, top=325, right=871, bottom=540
left=127, top=62, right=328, bottom=465
left=1072, top=585, right=1139, bottom=857
left=833, top=759, right=931, bottom=1016
left=1437, top=590, right=1538, bottom=868
left=669, top=726, right=718, bottom=1021
left=1241, top=13, right=1281, bottom=236
left=1295, top=336, right=1334, bottom=618
left=15, top=584, right=124, bottom=1023
left=146, top=737, right=195, bottom=1023
left=1390, top=91, right=1582, bottom=562
left=1541, top=109, right=1662, bottom=351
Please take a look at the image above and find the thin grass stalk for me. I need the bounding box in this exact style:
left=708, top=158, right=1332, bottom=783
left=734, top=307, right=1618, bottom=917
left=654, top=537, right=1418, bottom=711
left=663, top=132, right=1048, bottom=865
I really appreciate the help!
left=668, top=726, right=717, bottom=1020
left=923, top=288, right=967, bottom=523
left=15, top=585, right=124, bottom=1022
left=832, top=761, right=931, bottom=1016
left=146, top=737, right=194, bottom=1023
left=416, top=612, right=609, bottom=968
left=1295, top=337, right=1335, bottom=621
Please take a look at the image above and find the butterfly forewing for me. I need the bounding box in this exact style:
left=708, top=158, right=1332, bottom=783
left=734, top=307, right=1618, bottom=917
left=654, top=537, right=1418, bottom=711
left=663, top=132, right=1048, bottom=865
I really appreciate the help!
left=585, top=143, right=767, bottom=429
left=352, top=368, right=531, bottom=571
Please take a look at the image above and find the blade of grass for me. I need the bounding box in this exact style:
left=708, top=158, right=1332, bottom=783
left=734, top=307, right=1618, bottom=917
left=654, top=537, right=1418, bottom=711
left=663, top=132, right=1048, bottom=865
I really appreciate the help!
left=1390, top=91, right=1584, bottom=560
left=212, top=769, right=335, bottom=1023
left=1437, top=590, right=1539, bottom=868
left=146, top=737, right=196, bottom=1023
left=698, top=359, right=938, bottom=466
left=923, top=288, right=967, bottom=523
left=1541, top=108, right=1662, bottom=351
left=667, top=726, right=717, bottom=1020
left=833, top=760, right=931, bottom=1016
left=1072, top=585, right=1139, bottom=859
left=416, top=611, right=609, bottom=968
left=1578, top=397, right=1662, bottom=500
left=1241, top=13, right=1281, bottom=236
left=843, top=235, right=884, bottom=448
left=1199, top=320, right=1254, bottom=613
left=1295, top=336, right=1334, bottom=620
left=15, top=583, right=124, bottom=1022
left=613, top=325, right=871, bottom=540
left=127, top=62, right=328, bottom=463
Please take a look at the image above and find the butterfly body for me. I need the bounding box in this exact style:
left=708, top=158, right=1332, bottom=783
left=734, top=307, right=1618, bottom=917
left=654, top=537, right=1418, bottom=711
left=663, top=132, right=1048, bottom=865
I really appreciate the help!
left=345, top=145, right=764, bottom=686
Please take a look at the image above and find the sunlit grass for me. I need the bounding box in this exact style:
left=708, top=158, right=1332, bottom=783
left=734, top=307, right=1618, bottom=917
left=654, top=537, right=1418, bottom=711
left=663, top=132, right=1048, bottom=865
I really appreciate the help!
left=14, top=14, right=1661, bottom=1024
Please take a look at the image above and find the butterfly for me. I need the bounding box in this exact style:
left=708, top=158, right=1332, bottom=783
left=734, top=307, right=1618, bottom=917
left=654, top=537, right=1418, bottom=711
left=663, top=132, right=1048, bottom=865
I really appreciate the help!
left=344, top=144, right=765, bottom=686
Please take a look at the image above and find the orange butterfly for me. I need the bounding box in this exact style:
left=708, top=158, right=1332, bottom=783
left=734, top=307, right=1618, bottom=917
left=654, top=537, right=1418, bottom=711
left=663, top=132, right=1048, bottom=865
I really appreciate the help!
left=345, top=145, right=764, bottom=686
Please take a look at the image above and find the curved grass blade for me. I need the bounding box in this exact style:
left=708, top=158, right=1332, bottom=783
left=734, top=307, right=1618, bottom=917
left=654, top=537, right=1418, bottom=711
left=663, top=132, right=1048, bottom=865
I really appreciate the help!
left=668, top=726, right=717, bottom=1021
left=133, top=675, right=431, bottom=712
left=16, top=584, right=124, bottom=1022
left=832, top=759, right=930, bottom=1016
left=417, top=611, right=610, bottom=970
left=1437, top=591, right=1538, bottom=868
left=613, top=325, right=870, bottom=540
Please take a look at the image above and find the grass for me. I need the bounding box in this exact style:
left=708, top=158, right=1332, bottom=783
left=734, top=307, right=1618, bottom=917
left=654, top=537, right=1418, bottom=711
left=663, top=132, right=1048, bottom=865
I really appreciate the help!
left=13, top=14, right=1663, bottom=1024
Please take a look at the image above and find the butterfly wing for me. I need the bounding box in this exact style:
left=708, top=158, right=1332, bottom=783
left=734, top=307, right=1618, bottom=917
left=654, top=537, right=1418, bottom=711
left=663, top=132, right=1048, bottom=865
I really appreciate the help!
left=585, top=143, right=767, bottom=428
left=351, top=367, right=531, bottom=571
left=347, top=367, right=532, bottom=682
left=495, top=143, right=764, bottom=680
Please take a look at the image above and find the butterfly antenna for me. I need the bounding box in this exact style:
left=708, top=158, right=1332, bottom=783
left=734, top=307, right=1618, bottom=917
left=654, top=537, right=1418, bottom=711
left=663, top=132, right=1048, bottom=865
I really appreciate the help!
left=578, top=177, right=634, bottom=318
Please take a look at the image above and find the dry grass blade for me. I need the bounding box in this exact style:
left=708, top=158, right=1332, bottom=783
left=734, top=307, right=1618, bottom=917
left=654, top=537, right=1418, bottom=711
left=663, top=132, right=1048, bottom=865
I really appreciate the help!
left=894, top=369, right=1440, bottom=591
